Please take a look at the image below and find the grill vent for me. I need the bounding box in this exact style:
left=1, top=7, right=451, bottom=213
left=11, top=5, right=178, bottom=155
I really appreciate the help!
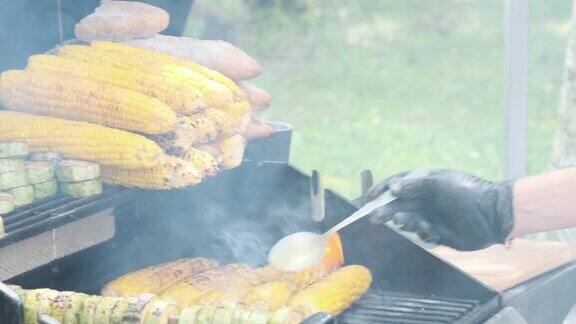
left=340, top=290, right=480, bottom=324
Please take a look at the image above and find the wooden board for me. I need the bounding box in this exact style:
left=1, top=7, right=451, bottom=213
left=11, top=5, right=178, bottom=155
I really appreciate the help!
left=432, top=239, right=576, bottom=291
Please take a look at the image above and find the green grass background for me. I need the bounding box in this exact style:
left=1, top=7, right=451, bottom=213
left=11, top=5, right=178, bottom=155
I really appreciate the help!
left=185, top=0, right=572, bottom=198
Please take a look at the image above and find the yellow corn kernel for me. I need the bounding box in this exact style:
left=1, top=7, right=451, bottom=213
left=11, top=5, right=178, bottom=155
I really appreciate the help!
left=288, top=265, right=372, bottom=316
left=91, top=41, right=243, bottom=100
left=0, top=111, right=164, bottom=169
left=101, top=258, right=218, bottom=297
left=58, top=44, right=235, bottom=109
left=0, top=70, right=176, bottom=135
left=161, top=264, right=253, bottom=306
left=27, top=54, right=205, bottom=115
left=101, top=156, right=203, bottom=189
left=243, top=280, right=297, bottom=311
left=183, top=147, right=218, bottom=177
left=197, top=135, right=246, bottom=170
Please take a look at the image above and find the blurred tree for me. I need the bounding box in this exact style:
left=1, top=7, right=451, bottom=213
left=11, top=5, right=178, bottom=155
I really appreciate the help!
left=243, top=0, right=311, bottom=12
left=548, top=0, right=576, bottom=245
left=552, top=1, right=576, bottom=168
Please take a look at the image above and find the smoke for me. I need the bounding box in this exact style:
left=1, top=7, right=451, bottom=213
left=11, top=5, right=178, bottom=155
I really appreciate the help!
left=192, top=183, right=315, bottom=266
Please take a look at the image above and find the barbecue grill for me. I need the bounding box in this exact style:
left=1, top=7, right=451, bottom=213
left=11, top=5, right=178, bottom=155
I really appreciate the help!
left=1, top=130, right=576, bottom=324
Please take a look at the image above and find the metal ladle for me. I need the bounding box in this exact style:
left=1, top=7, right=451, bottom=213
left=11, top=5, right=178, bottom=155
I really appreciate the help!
left=268, top=190, right=397, bottom=271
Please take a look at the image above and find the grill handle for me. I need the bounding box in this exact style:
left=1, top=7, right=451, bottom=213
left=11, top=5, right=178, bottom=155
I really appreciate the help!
left=310, top=170, right=325, bottom=221
left=0, top=282, right=23, bottom=324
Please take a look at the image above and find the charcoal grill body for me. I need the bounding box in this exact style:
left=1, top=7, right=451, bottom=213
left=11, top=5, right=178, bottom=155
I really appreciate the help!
left=1, top=162, right=575, bottom=323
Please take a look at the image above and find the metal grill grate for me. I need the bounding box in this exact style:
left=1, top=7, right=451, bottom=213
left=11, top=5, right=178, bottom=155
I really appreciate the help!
left=0, top=187, right=134, bottom=247
left=340, top=290, right=480, bottom=324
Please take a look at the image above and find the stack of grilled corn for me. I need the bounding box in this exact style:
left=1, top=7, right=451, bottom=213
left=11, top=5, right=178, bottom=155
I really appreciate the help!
left=13, top=258, right=371, bottom=323
left=0, top=41, right=252, bottom=189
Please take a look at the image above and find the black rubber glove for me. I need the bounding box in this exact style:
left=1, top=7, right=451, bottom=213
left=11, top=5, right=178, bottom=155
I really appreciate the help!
left=364, top=169, right=515, bottom=251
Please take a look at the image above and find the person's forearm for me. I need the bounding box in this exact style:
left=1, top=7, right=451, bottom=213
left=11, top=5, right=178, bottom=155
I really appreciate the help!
left=510, top=167, right=576, bottom=237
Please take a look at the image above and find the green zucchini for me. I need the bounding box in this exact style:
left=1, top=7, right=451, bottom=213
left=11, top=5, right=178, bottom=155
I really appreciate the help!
left=77, top=295, right=101, bottom=324
left=212, top=306, right=234, bottom=324
left=0, top=142, right=28, bottom=159
left=62, top=292, right=89, bottom=324
left=0, top=192, right=15, bottom=215
left=247, top=309, right=271, bottom=324
left=117, top=294, right=156, bottom=324
left=194, top=305, right=216, bottom=324
left=56, top=160, right=100, bottom=182
left=7, top=185, right=34, bottom=206
left=29, top=152, right=62, bottom=163
left=0, top=158, right=24, bottom=173
left=47, top=291, right=74, bottom=322
left=36, top=289, right=60, bottom=322
left=93, top=296, right=118, bottom=323
left=25, top=162, right=55, bottom=184
left=178, top=306, right=200, bottom=324
left=269, top=307, right=304, bottom=324
left=0, top=170, right=29, bottom=191
left=23, top=289, right=42, bottom=324
left=59, top=179, right=102, bottom=198
left=33, top=180, right=58, bottom=200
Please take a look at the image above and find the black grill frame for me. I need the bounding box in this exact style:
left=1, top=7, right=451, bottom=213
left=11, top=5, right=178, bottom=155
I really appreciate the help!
left=0, top=162, right=574, bottom=323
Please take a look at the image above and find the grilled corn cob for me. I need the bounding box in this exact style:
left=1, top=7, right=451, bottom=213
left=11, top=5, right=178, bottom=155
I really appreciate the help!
left=0, top=70, right=176, bottom=135
left=243, top=280, right=297, bottom=311
left=183, top=147, right=218, bottom=177
left=219, top=100, right=252, bottom=132
left=288, top=265, right=372, bottom=316
left=152, top=106, right=248, bottom=157
left=27, top=54, right=206, bottom=115
left=255, top=262, right=332, bottom=290
left=101, top=156, right=203, bottom=189
left=161, top=264, right=253, bottom=306
left=90, top=41, right=243, bottom=100
left=58, top=44, right=235, bottom=108
left=197, top=135, right=246, bottom=170
left=102, top=258, right=218, bottom=297
left=0, top=111, right=165, bottom=169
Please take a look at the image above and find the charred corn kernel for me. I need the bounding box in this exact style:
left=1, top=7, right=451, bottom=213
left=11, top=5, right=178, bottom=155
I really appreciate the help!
left=101, top=156, right=203, bottom=189
left=0, top=111, right=164, bottom=169
left=288, top=265, right=372, bottom=316
left=161, top=264, right=253, bottom=306
left=219, top=100, right=252, bottom=132
left=150, top=104, right=248, bottom=157
left=27, top=54, right=206, bottom=115
left=58, top=44, right=235, bottom=108
left=183, top=147, right=218, bottom=177
left=255, top=263, right=331, bottom=289
left=101, top=258, right=218, bottom=297
left=197, top=135, right=246, bottom=170
left=90, top=41, right=243, bottom=100
left=149, top=111, right=235, bottom=157
left=0, top=70, right=176, bottom=135
left=243, top=280, right=297, bottom=311
left=287, top=263, right=333, bottom=289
